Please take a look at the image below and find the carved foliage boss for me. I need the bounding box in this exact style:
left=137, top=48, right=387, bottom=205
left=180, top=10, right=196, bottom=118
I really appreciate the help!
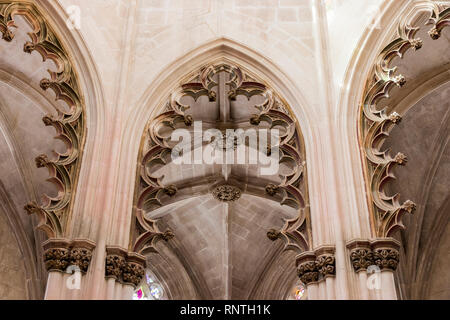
left=133, top=63, right=312, bottom=256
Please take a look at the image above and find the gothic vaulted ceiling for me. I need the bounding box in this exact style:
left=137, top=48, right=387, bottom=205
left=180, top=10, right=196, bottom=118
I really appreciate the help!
left=132, top=63, right=309, bottom=299
left=378, top=17, right=450, bottom=299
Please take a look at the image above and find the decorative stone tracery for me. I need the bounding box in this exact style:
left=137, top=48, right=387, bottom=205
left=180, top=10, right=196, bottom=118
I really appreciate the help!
left=132, top=62, right=312, bottom=257
left=0, top=1, right=86, bottom=239
left=359, top=4, right=450, bottom=238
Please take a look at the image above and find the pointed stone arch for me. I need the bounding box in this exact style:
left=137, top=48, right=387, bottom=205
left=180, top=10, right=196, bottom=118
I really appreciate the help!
left=112, top=39, right=319, bottom=299
left=0, top=1, right=105, bottom=291
left=348, top=1, right=450, bottom=299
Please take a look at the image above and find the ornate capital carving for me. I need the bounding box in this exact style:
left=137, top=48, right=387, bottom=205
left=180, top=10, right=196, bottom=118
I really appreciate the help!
left=347, top=238, right=400, bottom=272
left=44, top=248, right=70, bottom=273
left=350, top=249, right=374, bottom=273
left=358, top=5, right=450, bottom=239
left=122, top=254, right=146, bottom=287
left=347, top=240, right=373, bottom=272
left=105, top=247, right=127, bottom=281
left=315, top=245, right=336, bottom=279
left=43, top=239, right=96, bottom=274
left=295, top=246, right=336, bottom=285
left=371, top=239, right=400, bottom=271
left=105, top=247, right=146, bottom=288
left=0, top=1, right=87, bottom=240
left=105, top=255, right=126, bottom=280
left=296, top=252, right=319, bottom=285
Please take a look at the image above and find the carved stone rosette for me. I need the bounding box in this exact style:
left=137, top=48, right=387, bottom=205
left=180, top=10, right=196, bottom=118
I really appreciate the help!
left=105, top=247, right=146, bottom=288
left=0, top=2, right=86, bottom=239
left=295, top=246, right=336, bottom=286
left=212, top=185, right=242, bottom=202
left=347, top=238, right=400, bottom=272
left=43, top=239, right=96, bottom=274
left=359, top=4, right=450, bottom=238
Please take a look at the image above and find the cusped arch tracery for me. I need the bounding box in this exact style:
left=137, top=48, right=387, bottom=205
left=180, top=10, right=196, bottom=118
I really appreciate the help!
left=0, top=1, right=86, bottom=239
left=359, top=3, right=450, bottom=238
left=130, top=61, right=312, bottom=299
left=358, top=2, right=450, bottom=299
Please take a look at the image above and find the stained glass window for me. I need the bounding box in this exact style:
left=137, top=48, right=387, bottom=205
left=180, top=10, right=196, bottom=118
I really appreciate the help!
left=288, top=281, right=307, bottom=300
left=133, top=269, right=165, bottom=300
left=294, top=286, right=305, bottom=300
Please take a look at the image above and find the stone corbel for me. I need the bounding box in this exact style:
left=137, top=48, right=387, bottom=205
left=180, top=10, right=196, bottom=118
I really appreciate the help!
left=43, top=239, right=96, bottom=274
left=295, top=245, right=336, bottom=286
left=347, top=238, right=400, bottom=273
left=105, top=246, right=146, bottom=288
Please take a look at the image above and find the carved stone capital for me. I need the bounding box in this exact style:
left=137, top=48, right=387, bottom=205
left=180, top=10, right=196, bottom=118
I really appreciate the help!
left=43, top=239, right=96, bottom=274
left=314, top=245, right=336, bottom=279
left=43, top=246, right=70, bottom=273
left=105, top=247, right=146, bottom=288
left=212, top=185, right=242, bottom=202
left=296, top=252, right=319, bottom=285
left=295, top=246, right=337, bottom=285
left=371, top=238, right=400, bottom=271
left=69, top=240, right=96, bottom=273
left=347, top=238, right=400, bottom=272
left=316, top=255, right=335, bottom=278
left=105, top=255, right=126, bottom=280
left=122, top=253, right=146, bottom=287
left=347, top=239, right=373, bottom=272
